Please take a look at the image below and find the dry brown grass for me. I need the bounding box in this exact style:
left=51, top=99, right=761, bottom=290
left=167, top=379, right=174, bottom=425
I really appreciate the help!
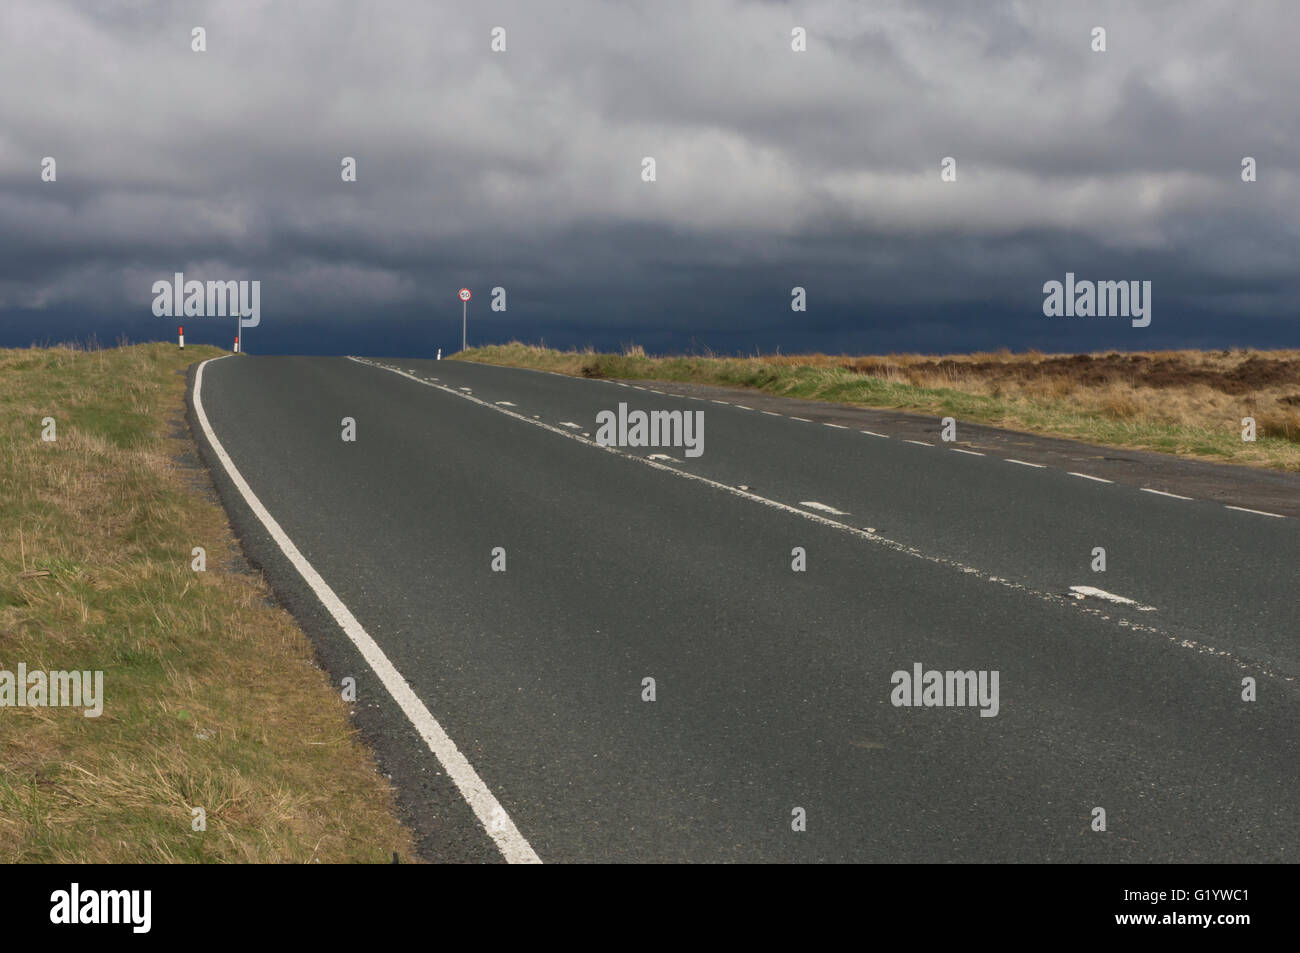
left=0, top=341, right=417, bottom=862
left=458, top=342, right=1300, bottom=470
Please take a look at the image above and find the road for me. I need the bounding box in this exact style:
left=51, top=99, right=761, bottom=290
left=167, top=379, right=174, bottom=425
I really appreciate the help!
left=187, top=354, right=1300, bottom=863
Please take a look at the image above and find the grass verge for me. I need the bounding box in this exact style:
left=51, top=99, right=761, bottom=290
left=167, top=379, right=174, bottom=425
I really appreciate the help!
left=0, top=341, right=416, bottom=862
left=455, top=342, right=1300, bottom=471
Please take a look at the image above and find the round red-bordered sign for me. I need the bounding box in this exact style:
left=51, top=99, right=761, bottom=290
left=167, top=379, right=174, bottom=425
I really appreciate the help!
left=458, top=288, right=472, bottom=301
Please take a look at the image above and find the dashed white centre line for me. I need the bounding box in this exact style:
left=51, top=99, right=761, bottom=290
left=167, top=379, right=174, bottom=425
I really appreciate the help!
left=495, top=401, right=517, bottom=407
left=1006, top=459, right=1045, bottom=468
left=711, top=399, right=731, bottom=405
left=798, top=501, right=849, bottom=515
left=350, top=357, right=1282, bottom=679
left=1068, top=586, right=1158, bottom=612
left=734, top=405, right=753, bottom=411
left=904, top=439, right=932, bottom=447
left=762, top=411, right=782, bottom=417
left=1068, top=472, right=1112, bottom=483
left=1225, top=505, right=1285, bottom=518
left=789, top=417, right=813, bottom=422
left=823, top=423, right=848, bottom=429
left=951, top=448, right=984, bottom=456
left=1141, top=487, right=1193, bottom=500
left=861, top=430, right=889, bottom=438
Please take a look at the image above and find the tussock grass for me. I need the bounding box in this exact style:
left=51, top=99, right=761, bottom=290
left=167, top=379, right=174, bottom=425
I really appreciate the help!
left=0, top=341, right=415, bottom=862
left=456, top=341, right=1300, bottom=471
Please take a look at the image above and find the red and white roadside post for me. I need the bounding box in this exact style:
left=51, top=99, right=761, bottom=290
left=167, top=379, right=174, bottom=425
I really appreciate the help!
left=459, top=287, right=472, bottom=351
left=178, top=325, right=184, bottom=349
left=234, top=335, right=240, bottom=353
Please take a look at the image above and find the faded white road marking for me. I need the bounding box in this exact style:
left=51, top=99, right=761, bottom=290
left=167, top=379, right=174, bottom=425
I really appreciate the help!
left=711, top=400, right=731, bottom=405
left=762, top=411, right=782, bottom=417
left=1141, top=487, right=1193, bottom=500
left=648, top=453, right=676, bottom=463
left=349, top=357, right=1291, bottom=681
left=904, top=439, right=932, bottom=447
left=1006, top=459, right=1045, bottom=468
left=823, top=423, right=848, bottom=429
left=1068, top=472, right=1112, bottom=483
left=790, top=417, right=813, bottom=422
left=734, top=405, right=753, bottom=411
left=559, top=421, right=582, bottom=429
left=951, top=448, right=984, bottom=456
left=197, top=358, right=540, bottom=864
left=1068, top=586, right=1157, bottom=612
left=494, top=401, right=517, bottom=407
left=798, top=501, right=849, bottom=515
left=459, top=387, right=472, bottom=392
left=861, top=430, right=889, bottom=438
left=1225, top=505, right=1284, bottom=518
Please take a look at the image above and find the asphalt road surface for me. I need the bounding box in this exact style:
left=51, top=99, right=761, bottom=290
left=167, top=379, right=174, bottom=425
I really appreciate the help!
left=187, top=354, right=1300, bottom=863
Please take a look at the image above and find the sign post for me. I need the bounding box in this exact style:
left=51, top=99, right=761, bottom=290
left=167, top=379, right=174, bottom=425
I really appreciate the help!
left=458, top=288, right=471, bottom=351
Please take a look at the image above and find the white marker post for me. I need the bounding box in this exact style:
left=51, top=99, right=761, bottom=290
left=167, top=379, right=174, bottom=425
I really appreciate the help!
left=437, top=348, right=442, bottom=360
left=178, top=325, right=184, bottom=349
left=234, top=335, right=240, bottom=354
left=459, top=287, right=472, bottom=351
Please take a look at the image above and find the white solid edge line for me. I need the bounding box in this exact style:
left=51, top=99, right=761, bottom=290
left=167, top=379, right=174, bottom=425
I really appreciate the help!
left=1068, top=585, right=1158, bottom=612
left=1225, top=505, right=1285, bottom=518
left=1141, top=487, right=1193, bottom=500
left=1005, top=458, right=1045, bottom=468
left=1067, top=471, right=1112, bottom=483
left=951, top=448, right=984, bottom=456
left=193, top=357, right=540, bottom=865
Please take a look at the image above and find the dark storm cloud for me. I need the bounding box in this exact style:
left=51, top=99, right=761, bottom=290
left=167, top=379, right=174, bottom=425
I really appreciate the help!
left=0, top=0, right=1297, bottom=353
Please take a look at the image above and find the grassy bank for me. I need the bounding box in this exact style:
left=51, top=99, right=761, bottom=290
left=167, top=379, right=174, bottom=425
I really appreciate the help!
left=456, top=342, right=1300, bottom=471
left=0, top=342, right=415, bottom=862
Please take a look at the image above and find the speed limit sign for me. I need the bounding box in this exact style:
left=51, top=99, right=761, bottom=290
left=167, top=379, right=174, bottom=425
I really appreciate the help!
left=458, top=288, right=471, bottom=301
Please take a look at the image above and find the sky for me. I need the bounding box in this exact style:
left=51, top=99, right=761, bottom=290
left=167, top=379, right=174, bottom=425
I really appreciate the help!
left=1, top=0, right=1297, bottom=356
